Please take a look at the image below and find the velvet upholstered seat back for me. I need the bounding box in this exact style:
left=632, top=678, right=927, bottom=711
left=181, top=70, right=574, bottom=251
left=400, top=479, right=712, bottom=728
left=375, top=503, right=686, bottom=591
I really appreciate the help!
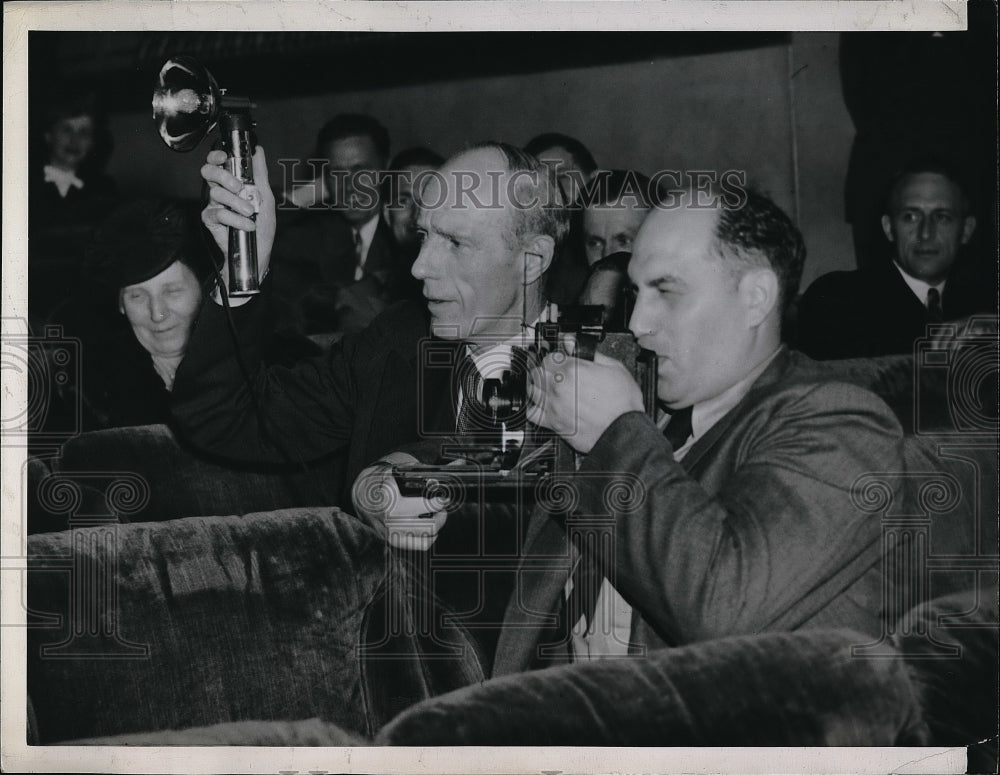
left=26, top=508, right=484, bottom=743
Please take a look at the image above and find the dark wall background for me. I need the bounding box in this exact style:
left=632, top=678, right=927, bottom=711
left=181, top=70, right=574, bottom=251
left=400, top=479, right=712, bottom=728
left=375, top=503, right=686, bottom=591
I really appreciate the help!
left=28, top=27, right=997, bottom=290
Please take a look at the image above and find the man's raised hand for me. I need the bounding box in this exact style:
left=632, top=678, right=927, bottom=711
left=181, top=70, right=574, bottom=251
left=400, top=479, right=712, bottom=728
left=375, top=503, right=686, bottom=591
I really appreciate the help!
left=200, top=146, right=276, bottom=285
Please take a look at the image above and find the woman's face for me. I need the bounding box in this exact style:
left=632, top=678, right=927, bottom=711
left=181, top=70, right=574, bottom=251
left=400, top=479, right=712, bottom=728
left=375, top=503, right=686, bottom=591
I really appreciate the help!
left=46, top=115, right=96, bottom=172
left=121, top=260, right=202, bottom=358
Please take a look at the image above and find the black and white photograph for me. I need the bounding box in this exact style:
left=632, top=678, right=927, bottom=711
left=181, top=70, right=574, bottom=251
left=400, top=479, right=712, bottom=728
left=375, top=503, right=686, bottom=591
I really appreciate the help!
left=2, top=2, right=998, bottom=774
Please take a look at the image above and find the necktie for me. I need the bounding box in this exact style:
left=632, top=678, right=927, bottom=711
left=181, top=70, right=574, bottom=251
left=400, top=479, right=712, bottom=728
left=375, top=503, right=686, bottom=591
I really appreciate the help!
left=927, top=287, right=944, bottom=323
left=663, top=405, right=693, bottom=449
left=454, top=347, right=484, bottom=434
left=352, top=229, right=364, bottom=281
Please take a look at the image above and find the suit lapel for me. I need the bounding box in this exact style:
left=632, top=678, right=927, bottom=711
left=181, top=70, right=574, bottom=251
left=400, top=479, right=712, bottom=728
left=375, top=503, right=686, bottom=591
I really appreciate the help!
left=680, top=347, right=794, bottom=475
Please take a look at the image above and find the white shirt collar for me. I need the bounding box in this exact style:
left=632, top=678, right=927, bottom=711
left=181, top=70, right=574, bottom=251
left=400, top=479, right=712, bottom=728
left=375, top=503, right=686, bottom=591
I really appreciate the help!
left=44, top=165, right=84, bottom=198
left=467, top=321, right=541, bottom=381
left=893, top=261, right=946, bottom=308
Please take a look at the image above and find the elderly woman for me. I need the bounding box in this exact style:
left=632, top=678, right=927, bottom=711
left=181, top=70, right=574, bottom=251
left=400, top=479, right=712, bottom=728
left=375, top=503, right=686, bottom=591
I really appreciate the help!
left=43, top=200, right=212, bottom=430
left=45, top=199, right=319, bottom=432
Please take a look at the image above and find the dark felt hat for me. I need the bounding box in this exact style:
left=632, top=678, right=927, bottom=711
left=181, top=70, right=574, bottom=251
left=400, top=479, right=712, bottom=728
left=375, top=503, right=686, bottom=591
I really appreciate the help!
left=86, top=199, right=207, bottom=290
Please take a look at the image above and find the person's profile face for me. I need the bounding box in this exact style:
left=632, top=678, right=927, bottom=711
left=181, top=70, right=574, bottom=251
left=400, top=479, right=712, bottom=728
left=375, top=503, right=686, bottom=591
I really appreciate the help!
left=582, top=203, right=649, bottom=266
left=410, top=148, right=528, bottom=342
left=324, top=134, right=386, bottom=226
left=882, top=172, right=976, bottom=285
left=121, top=260, right=203, bottom=359
left=45, top=115, right=95, bottom=172
left=384, top=163, right=436, bottom=249
left=627, top=208, right=753, bottom=409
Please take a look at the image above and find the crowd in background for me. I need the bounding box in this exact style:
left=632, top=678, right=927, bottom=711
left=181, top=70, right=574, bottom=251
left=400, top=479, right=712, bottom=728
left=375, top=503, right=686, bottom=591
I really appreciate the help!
left=27, top=30, right=997, bottom=437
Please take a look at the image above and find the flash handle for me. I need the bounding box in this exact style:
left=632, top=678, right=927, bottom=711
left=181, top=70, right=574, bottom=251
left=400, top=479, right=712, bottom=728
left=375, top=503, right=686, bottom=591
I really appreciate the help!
left=220, top=112, right=260, bottom=296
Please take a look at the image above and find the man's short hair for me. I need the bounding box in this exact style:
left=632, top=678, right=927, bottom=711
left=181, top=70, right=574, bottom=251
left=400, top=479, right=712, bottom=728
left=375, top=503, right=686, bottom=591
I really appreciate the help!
left=390, top=147, right=445, bottom=171
left=314, top=114, right=390, bottom=162
left=524, top=132, right=598, bottom=176
left=583, top=169, right=653, bottom=210
left=469, top=140, right=572, bottom=255
left=884, top=154, right=974, bottom=216
left=713, top=187, right=805, bottom=315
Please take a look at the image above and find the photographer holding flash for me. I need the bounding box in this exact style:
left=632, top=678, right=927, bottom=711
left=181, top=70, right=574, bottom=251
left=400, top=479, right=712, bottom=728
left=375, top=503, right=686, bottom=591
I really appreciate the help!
left=172, top=140, right=568, bottom=663
left=485, top=186, right=909, bottom=669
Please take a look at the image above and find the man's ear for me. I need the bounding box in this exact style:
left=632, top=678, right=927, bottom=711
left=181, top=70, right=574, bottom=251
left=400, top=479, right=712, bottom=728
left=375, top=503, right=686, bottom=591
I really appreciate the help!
left=881, top=214, right=895, bottom=243
left=739, top=267, right=780, bottom=328
left=960, top=215, right=977, bottom=245
left=521, top=234, right=555, bottom=284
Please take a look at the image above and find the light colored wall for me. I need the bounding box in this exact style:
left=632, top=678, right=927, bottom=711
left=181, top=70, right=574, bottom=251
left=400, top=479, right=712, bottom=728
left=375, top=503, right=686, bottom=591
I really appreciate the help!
left=109, top=34, right=856, bottom=288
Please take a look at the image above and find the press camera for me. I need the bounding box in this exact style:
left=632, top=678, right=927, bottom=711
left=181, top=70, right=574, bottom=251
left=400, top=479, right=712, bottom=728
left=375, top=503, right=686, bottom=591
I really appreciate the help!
left=392, top=304, right=657, bottom=502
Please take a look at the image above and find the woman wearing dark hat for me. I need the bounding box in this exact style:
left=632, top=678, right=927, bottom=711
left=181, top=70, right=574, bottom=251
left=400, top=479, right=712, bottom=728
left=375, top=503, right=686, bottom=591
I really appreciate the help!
left=46, top=199, right=213, bottom=430
left=113, top=209, right=205, bottom=392
left=44, top=199, right=320, bottom=432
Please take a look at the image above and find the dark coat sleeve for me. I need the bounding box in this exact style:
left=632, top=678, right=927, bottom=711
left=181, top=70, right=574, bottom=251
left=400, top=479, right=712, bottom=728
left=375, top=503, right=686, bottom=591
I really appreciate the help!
left=572, top=380, right=904, bottom=645
left=170, top=284, right=424, bottom=467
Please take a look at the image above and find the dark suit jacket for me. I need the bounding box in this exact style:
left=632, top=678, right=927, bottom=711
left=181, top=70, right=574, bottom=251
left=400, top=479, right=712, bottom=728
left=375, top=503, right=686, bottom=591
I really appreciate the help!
left=491, top=347, right=906, bottom=676
left=795, top=256, right=994, bottom=360
left=270, top=212, right=413, bottom=336
left=171, top=293, right=448, bottom=505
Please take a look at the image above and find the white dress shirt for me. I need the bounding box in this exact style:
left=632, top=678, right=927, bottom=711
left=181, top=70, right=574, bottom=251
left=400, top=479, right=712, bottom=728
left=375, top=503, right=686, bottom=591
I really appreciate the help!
left=893, top=261, right=946, bottom=309
left=44, top=165, right=84, bottom=198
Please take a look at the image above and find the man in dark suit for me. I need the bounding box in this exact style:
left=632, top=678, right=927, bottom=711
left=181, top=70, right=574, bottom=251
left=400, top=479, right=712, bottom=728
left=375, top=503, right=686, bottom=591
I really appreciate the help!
left=173, top=141, right=568, bottom=666
left=270, top=114, right=415, bottom=338
left=796, top=158, right=990, bottom=360
left=358, top=185, right=907, bottom=673
left=174, top=138, right=566, bottom=498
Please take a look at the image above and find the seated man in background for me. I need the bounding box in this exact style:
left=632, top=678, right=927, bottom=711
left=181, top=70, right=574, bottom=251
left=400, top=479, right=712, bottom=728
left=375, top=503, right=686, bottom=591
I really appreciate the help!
left=270, top=113, right=411, bottom=339
left=579, top=168, right=651, bottom=269
left=524, top=132, right=598, bottom=206
left=796, top=156, right=992, bottom=359
left=356, top=183, right=907, bottom=672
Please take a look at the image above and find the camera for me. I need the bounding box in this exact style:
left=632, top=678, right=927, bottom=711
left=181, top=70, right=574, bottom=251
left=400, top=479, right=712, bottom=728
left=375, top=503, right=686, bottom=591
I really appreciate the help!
left=395, top=304, right=657, bottom=501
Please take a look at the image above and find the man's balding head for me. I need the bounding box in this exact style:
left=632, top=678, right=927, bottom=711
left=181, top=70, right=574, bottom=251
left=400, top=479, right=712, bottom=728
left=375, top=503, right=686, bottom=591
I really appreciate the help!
left=628, top=187, right=804, bottom=408
left=410, top=143, right=570, bottom=342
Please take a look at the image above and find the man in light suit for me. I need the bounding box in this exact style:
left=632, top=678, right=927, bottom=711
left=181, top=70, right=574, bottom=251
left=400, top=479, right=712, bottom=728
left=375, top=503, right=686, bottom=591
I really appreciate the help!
left=362, top=185, right=907, bottom=673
